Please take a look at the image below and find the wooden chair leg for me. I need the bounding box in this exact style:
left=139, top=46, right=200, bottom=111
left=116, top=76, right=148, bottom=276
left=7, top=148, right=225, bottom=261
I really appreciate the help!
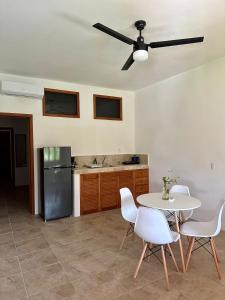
left=134, top=243, right=147, bottom=278
left=212, top=238, right=220, bottom=263
left=167, top=244, right=179, bottom=272
left=161, top=245, right=170, bottom=290
left=210, top=238, right=222, bottom=280
left=185, top=237, right=195, bottom=271
left=120, top=223, right=132, bottom=250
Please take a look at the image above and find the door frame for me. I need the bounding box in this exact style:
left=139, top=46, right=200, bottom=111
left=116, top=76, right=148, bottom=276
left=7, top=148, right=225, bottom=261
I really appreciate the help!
left=0, top=112, right=35, bottom=214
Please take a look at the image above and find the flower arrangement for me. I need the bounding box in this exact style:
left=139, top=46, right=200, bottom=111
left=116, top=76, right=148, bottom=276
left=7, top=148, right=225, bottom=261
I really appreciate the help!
left=162, top=176, right=177, bottom=200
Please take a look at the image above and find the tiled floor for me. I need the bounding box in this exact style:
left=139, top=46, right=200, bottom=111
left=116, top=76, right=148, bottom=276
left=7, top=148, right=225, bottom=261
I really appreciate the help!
left=0, top=185, right=225, bottom=299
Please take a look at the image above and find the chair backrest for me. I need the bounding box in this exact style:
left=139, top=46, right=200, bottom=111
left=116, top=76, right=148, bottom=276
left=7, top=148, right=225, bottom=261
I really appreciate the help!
left=170, top=184, right=192, bottom=221
left=134, top=207, right=174, bottom=245
left=120, top=188, right=137, bottom=223
left=212, top=200, right=225, bottom=236
left=170, top=185, right=190, bottom=196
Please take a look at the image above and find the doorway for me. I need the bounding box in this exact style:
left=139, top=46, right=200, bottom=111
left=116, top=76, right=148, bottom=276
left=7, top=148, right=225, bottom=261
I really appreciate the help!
left=0, top=128, right=14, bottom=182
left=0, top=113, right=34, bottom=214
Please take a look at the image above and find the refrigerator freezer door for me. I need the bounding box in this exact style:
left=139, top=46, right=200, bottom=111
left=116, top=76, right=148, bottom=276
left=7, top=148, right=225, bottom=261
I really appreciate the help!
left=44, top=167, right=72, bottom=220
left=43, top=147, right=71, bottom=168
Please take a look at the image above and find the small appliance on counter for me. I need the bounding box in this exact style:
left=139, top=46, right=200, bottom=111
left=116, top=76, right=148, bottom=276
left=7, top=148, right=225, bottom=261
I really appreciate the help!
left=39, top=146, right=73, bottom=221
left=122, top=155, right=140, bottom=165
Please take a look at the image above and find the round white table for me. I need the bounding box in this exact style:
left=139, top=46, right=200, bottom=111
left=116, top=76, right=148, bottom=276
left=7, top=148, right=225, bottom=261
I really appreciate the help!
left=137, top=192, right=201, bottom=272
left=137, top=192, right=201, bottom=212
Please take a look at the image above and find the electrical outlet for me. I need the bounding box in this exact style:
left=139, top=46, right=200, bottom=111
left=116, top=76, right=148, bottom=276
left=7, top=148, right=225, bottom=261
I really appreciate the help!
left=210, top=162, right=215, bottom=170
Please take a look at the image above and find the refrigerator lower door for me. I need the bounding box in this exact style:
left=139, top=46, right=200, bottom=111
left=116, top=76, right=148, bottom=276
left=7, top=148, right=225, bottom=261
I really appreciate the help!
left=44, top=168, right=72, bottom=220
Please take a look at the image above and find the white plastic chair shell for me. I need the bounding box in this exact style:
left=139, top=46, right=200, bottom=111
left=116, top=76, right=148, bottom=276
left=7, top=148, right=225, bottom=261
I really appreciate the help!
left=135, top=207, right=180, bottom=245
left=120, top=188, right=137, bottom=224
left=180, top=200, right=225, bottom=238
left=170, top=184, right=193, bottom=221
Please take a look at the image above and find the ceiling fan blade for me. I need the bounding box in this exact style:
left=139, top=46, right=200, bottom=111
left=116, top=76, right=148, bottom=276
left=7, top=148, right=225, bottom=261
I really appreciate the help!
left=93, top=23, right=135, bottom=45
left=149, top=37, right=204, bottom=48
left=121, top=52, right=134, bottom=70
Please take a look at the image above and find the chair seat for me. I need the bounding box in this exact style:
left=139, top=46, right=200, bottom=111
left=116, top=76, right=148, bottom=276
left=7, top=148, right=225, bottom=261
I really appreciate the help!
left=171, top=231, right=180, bottom=242
left=180, top=220, right=215, bottom=237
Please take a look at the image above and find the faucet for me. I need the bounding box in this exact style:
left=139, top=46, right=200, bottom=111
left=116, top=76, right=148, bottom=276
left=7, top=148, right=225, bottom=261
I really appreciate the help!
left=101, top=156, right=106, bottom=166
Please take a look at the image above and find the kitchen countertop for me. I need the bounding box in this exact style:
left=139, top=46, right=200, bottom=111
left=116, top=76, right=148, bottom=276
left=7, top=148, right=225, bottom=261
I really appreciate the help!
left=73, top=164, right=149, bottom=175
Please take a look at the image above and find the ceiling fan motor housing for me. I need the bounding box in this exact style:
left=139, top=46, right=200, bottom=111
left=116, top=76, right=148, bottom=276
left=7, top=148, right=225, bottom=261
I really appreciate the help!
left=134, top=20, right=146, bottom=31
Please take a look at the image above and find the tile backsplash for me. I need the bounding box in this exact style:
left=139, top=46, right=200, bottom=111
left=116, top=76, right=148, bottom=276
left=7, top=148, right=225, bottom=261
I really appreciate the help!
left=71, top=154, right=149, bottom=168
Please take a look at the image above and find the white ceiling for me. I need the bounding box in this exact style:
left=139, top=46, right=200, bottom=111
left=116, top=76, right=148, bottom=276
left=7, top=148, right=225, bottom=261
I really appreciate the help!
left=0, top=0, right=225, bottom=90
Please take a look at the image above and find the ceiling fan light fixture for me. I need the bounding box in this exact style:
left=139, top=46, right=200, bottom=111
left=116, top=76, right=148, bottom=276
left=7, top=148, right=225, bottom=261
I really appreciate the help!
left=133, top=49, right=148, bottom=62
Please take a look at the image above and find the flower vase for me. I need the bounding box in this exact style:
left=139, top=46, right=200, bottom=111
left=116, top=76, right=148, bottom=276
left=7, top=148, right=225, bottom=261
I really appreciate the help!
left=162, top=186, right=170, bottom=200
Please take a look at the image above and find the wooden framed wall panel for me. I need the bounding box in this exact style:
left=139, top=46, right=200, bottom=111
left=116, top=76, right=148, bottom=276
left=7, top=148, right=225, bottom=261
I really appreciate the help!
left=93, top=94, right=122, bottom=120
left=43, top=88, right=80, bottom=118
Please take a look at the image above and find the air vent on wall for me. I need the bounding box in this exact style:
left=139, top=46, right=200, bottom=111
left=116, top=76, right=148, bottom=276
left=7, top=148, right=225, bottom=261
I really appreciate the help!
left=1, top=80, right=44, bottom=98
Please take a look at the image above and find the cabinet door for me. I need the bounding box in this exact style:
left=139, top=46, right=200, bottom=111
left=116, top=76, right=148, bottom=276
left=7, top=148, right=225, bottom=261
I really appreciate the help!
left=80, top=174, right=99, bottom=214
left=100, top=172, right=119, bottom=210
left=118, top=171, right=134, bottom=206
left=134, top=169, right=149, bottom=199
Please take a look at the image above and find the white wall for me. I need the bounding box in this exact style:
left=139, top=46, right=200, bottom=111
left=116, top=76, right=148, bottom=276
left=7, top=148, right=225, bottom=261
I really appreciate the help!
left=135, top=56, right=225, bottom=228
left=0, top=117, right=29, bottom=186
left=0, top=73, right=135, bottom=213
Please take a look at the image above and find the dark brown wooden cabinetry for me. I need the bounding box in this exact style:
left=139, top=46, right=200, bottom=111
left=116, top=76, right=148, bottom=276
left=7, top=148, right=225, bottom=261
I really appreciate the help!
left=118, top=171, right=134, bottom=206
left=100, top=172, right=118, bottom=210
left=80, top=168, right=149, bottom=215
left=134, top=169, right=149, bottom=198
left=80, top=174, right=99, bottom=214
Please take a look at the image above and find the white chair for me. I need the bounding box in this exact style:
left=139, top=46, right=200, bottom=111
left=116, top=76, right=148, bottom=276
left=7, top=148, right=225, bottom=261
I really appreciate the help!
left=180, top=200, right=225, bottom=279
left=134, top=207, right=180, bottom=290
left=169, top=185, right=193, bottom=222
left=119, top=188, right=138, bottom=250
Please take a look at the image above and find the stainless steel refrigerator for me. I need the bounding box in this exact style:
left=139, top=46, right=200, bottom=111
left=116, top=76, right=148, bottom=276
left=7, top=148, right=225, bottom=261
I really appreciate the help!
left=39, top=147, right=72, bottom=221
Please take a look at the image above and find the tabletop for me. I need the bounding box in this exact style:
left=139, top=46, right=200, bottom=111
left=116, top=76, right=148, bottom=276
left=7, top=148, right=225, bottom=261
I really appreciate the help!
left=137, top=192, right=201, bottom=211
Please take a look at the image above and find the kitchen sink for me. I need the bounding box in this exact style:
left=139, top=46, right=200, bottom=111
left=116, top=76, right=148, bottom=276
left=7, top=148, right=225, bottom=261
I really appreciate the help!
left=85, top=164, right=114, bottom=169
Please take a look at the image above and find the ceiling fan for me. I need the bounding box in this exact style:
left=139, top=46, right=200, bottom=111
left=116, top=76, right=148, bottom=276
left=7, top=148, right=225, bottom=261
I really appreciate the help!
left=93, top=20, right=204, bottom=70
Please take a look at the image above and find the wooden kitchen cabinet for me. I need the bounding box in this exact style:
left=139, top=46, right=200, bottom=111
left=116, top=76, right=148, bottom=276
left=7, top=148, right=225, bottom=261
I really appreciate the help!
left=118, top=171, right=134, bottom=206
left=100, top=172, right=118, bottom=210
left=80, top=168, right=149, bottom=215
left=134, top=169, right=149, bottom=198
left=80, top=174, right=99, bottom=214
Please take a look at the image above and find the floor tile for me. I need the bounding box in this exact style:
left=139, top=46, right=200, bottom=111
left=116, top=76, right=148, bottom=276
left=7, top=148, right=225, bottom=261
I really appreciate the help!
left=28, top=282, right=77, bottom=299
left=0, top=232, right=13, bottom=245
left=0, top=257, right=20, bottom=278
left=13, top=227, right=43, bottom=243
left=0, top=222, right=12, bottom=235
left=15, top=236, right=50, bottom=256
left=0, top=242, right=17, bottom=258
left=0, top=273, right=27, bottom=300
left=19, top=247, right=58, bottom=273
left=23, top=262, right=68, bottom=296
